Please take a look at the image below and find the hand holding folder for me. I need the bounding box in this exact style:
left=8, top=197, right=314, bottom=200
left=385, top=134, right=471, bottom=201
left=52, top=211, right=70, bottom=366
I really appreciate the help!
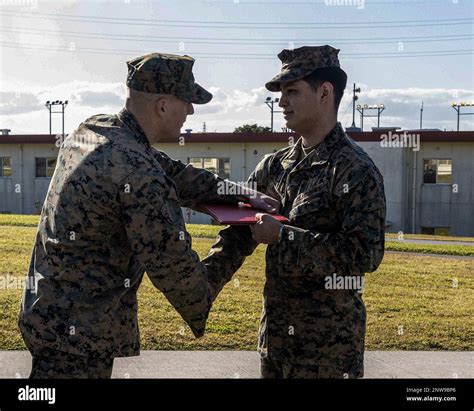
left=197, top=203, right=289, bottom=225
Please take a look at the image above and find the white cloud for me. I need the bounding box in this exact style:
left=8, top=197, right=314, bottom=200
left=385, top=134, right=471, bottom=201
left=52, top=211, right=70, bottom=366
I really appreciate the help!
left=337, top=87, right=474, bottom=131
left=1, top=82, right=472, bottom=134
left=195, top=86, right=269, bottom=115
left=0, top=81, right=127, bottom=133
left=361, top=87, right=473, bottom=107
left=0, top=80, right=126, bottom=111
left=73, top=90, right=124, bottom=107
left=0, top=91, right=42, bottom=115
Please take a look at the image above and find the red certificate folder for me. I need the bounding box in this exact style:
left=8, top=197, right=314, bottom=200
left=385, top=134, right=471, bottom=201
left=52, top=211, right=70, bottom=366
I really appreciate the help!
left=196, top=203, right=289, bottom=225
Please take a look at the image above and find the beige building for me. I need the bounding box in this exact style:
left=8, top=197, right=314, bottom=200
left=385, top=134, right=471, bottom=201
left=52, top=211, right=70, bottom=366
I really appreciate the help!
left=1, top=129, right=473, bottom=235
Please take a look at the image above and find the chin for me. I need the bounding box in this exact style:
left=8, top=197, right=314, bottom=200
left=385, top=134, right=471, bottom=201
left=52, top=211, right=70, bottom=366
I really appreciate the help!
left=286, top=119, right=299, bottom=133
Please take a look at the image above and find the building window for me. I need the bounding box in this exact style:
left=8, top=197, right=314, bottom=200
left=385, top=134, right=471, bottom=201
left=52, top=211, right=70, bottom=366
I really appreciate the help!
left=35, top=157, right=57, bottom=178
left=423, top=159, right=452, bottom=184
left=0, top=157, right=12, bottom=177
left=188, top=157, right=231, bottom=179
left=421, top=227, right=450, bottom=236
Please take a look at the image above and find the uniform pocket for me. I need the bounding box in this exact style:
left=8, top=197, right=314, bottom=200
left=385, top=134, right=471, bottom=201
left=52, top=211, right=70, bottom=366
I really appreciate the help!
left=290, top=192, right=331, bottom=219
left=160, top=188, right=183, bottom=225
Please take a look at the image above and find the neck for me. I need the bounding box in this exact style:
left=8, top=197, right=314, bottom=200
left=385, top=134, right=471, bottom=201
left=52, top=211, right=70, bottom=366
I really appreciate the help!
left=126, top=104, right=157, bottom=145
left=138, top=119, right=157, bottom=145
left=301, top=114, right=337, bottom=148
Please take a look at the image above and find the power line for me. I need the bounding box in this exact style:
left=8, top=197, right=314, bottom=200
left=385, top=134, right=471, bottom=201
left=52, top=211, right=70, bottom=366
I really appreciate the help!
left=205, top=0, right=453, bottom=3
left=0, top=40, right=471, bottom=59
left=1, top=26, right=472, bottom=46
left=0, top=10, right=472, bottom=29
left=1, top=9, right=471, bottom=24
left=340, top=99, right=354, bottom=127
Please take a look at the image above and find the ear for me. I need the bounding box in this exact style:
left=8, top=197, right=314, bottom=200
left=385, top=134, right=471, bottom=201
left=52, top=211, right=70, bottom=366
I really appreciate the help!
left=154, top=97, right=167, bottom=118
left=320, top=81, right=334, bottom=103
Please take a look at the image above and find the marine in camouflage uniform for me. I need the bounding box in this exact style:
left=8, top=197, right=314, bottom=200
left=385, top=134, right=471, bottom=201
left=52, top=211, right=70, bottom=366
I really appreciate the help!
left=18, top=53, right=268, bottom=379
left=203, top=46, right=386, bottom=378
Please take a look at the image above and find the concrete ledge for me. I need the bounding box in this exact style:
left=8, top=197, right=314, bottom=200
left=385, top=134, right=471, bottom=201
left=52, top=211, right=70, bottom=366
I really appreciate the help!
left=1, top=351, right=472, bottom=379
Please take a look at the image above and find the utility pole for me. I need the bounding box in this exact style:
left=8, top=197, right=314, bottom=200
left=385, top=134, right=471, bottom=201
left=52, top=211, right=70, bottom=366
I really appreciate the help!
left=45, top=100, right=68, bottom=136
left=420, top=101, right=423, bottom=129
left=451, top=102, right=474, bottom=131
left=351, top=83, right=361, bottom=128
left=356, top=104, right=385, bottom=131
left=265, top=97, right=283, bottom=132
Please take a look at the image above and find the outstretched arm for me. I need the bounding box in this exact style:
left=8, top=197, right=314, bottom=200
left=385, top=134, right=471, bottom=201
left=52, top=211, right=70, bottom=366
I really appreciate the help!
left=151, top=148, right=278, bottom=213
left=119, top=166, right=211, bottom=337
left=202, top=154, right=276, bottom=301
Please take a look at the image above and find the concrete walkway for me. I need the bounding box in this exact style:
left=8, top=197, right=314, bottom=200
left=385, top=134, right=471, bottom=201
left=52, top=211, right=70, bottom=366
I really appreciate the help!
left=1, top=351, right=472, bottom=378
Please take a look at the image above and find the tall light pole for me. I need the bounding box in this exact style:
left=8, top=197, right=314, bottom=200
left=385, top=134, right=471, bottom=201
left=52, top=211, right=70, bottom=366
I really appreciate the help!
left=265, top=97, right=283, bottom=132
left=451, top=102, right=474, bottom=131
left=356, top=104, right=385, bottom=131
left=420, top=101, right=424, bottom=129
left=351, top=83, right=361, bottom=128
left=45, top=100, right=68, bottom=136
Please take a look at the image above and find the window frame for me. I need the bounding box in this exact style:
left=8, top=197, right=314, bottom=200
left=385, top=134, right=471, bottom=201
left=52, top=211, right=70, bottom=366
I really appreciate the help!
left=0, top=157, right=12, bottom=178
left=187, top=157, right=231, bottom=180
left=422, top=158, right=452, bottom=185
left=35, top=157, right=57, bottom=178
left=421, top=227, right=450, bottom=236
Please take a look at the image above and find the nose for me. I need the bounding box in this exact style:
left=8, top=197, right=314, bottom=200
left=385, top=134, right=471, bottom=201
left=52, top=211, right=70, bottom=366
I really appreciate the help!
left=278, top=94, right=287, bottom=108
left=187, top=103, right=194, bottom=115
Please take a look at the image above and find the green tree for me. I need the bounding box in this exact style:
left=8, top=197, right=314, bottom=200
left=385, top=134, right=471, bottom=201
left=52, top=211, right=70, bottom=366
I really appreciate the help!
left=233, top=124, right=271, bottom=133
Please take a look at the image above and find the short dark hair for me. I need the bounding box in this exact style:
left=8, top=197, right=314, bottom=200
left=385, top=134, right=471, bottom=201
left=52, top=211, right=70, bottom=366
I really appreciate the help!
left=302, top=67, right=347, bottom=111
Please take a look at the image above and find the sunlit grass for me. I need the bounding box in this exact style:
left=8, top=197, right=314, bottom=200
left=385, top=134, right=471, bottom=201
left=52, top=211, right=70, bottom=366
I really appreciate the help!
left=1, top=219, right=473, bottom=350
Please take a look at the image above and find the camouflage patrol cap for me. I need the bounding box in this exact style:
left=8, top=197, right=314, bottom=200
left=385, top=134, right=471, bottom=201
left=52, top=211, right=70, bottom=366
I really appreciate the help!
left=265, top=45, right=347, bottom=92
left=126, top=53, right=212, bottom=104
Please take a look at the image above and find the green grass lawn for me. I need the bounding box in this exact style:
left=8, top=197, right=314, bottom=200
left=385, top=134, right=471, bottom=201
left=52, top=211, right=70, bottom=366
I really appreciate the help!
left=0, top=214, right=40, bottom=227
left=4, top=214, right=474, bottom=242
left=385, top=241, right=474, bottom=257
left=1, top=216, right=473, bottom=351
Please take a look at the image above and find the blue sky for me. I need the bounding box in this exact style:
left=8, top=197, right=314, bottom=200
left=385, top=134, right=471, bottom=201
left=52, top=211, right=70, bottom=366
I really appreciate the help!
left=0, top=0, right=473, bottom=134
